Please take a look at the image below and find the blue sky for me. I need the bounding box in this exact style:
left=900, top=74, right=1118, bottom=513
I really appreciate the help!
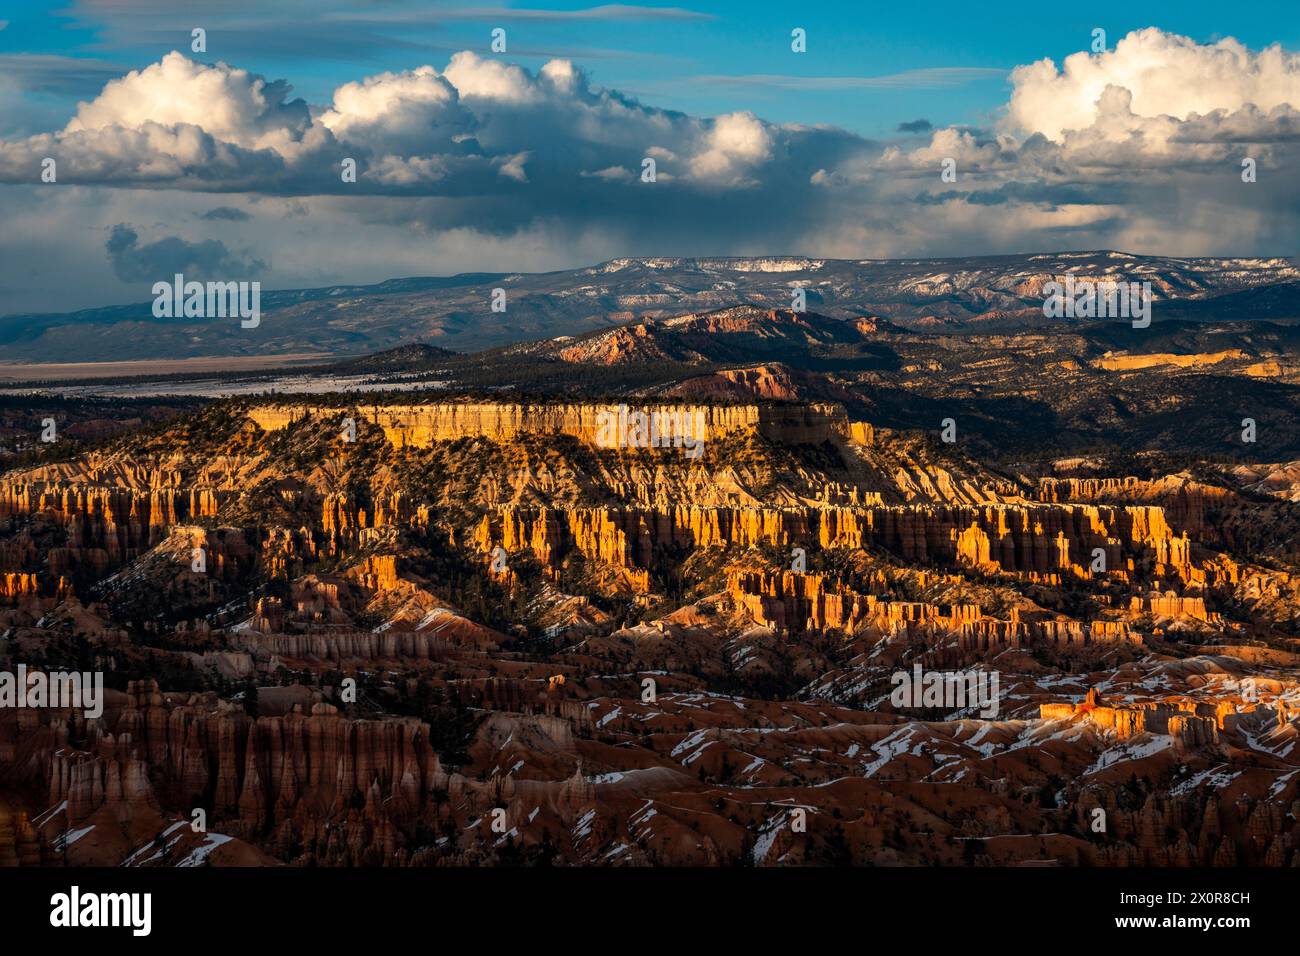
left=1, top=2, right=1299, bottom=314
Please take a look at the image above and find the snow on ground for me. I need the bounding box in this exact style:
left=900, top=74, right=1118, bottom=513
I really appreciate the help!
left=1170, top=765, right=1241, bottom=797
left=1084, top=734, right=1175, bottom=776
left=862, top=726, right=918, bottom=778
left=176, top=833, right=234, bottom=867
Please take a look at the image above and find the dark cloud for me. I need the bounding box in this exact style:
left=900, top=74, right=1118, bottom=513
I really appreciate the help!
left=912, top=181, right=1128, bottom=207
left=198, top=206, right=252, bottom=221
left=105, top=223, right=266, bottom=282
left=897, top=118, right=933, bottom=134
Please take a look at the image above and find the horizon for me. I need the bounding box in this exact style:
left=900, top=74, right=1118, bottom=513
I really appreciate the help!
left=6, top=247, right=1299, bottom=322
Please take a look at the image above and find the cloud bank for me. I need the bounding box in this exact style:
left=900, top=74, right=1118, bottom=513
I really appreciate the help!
left=1, top=28, right=1298, bottom=314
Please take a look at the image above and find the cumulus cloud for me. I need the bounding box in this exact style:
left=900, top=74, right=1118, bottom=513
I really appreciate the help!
left=0, top=49, right=828, bottom=199
left=320, top=64, right=471, bottom=155
left=814, top=26, right=1300, bottom=230
left=1008, top=28, right=1300, bottom=142
left=66, top=53, right=318, bottom=154
left=688, top=111, right=772, bottom=185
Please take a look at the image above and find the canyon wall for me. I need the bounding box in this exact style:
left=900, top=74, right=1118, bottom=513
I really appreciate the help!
left=246, top=401, right=864, bottom=448
left=728, top=570, right=1137, bottom=646
left=1035, top=476, right=1222, bottom=535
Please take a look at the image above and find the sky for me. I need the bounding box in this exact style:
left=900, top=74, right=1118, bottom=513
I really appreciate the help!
left=1, top=0, right=1299, bottom=315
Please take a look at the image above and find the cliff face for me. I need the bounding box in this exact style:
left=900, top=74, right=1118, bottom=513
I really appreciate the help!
left=1130, top=593, right=1222, bottom=623
left=246, top=401, right=858, bottom=448
left=0, top=480, right=224, bottom=601
left=1035, top=475, right=1222, bottom=535
left=236, top=630, right=455, bottom=664
left=665, top=365, right=804, bottom=402
left=0, top=482, right=222, bottom=552
left=1093, top=350, right=1247, bottom=371
left=28, top=680, right=450, bottom=831
left=472, top=500, right=1231, bottom=589
left=1, top=401, right=1016, bottom=612
left=0, top=572, right=43, bottom=602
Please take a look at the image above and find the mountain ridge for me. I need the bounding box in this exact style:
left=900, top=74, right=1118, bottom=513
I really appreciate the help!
left=4, top=251, right=1300, bottom=364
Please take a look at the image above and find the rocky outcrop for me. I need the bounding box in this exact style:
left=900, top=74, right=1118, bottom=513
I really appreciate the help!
left=1035, top=475, right=1217, bottom=535
left=25, top=680, right=452, bottom=858
left=728, top=570, right=1137, bottom=646
left=0, top=481, right=222, bottom=563
left=236, top=630, right=454, bottom=664
left=1093, top=350, right=1247, bottom=371
left=0, top=572, right=42, bottom=601
left=1130, top=592, right=1222, bottom=623
left=666, top=365, right=804, bottom=402
left=2, top=387, right=1295, bottom=870
left=2, top=679, right=604, bottom=865
left=474, top=500, right=1231, bottom=590
left=1042, top=689, right=1228, bottom=748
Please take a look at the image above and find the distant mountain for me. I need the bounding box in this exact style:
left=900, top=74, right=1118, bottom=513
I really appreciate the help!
left=505, top=305, right=887, bottom=366
left=3, top=252, right=1298, bottom=363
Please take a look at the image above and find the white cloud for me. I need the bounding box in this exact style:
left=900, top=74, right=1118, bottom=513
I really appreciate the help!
left=582, top=165, right=632, bottom=181
left=495, top=151, right=530, bottom=182
left=1008, top=28, right=1300, bottom=142
left=65, top=52, right=318, bottom=156
left=320, top=65, right=470, bottom=156
left=443, top=51, right=547, bottom=104
left=0, top=50, right=804, bottom=192
left=688, top=111, right=772, bottom=184
left=828, top=28, right=1300, bottom=187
